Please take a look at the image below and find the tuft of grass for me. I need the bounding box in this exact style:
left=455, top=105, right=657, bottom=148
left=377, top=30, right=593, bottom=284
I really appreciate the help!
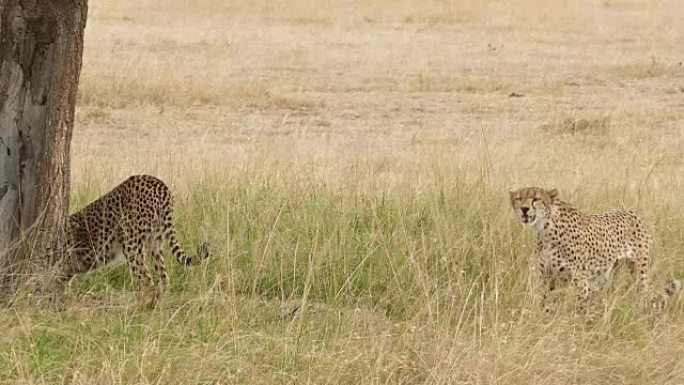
left=539, top=115, right=612, bottom=136
left=412, top=72, right=510, bottom=94
left=607, top=59, right=684, bottom=80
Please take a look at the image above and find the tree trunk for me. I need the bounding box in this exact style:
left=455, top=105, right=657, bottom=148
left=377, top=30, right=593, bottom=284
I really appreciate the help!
left=0, top=0, right=87, bottom=294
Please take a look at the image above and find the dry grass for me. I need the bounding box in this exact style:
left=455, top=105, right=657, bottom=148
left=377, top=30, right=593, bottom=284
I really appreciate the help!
left=3, top=0, right=684, bottom=383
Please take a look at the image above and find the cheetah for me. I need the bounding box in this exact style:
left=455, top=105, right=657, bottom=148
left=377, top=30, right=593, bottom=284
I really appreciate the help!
left=509, top=187, right=680, bottom=312
left=51, top=174, right=209, bottom=307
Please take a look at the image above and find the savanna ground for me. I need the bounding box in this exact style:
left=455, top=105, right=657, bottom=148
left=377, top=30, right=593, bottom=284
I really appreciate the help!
left=3, top=0, right=684, bottom=383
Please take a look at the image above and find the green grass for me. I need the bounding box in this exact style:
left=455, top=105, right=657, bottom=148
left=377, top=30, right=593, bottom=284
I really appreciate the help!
left=2, top=178, right=683, bottom=384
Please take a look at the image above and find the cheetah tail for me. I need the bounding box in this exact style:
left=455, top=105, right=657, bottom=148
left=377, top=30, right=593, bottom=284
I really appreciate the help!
left=165, top=228, right=210, bottom=266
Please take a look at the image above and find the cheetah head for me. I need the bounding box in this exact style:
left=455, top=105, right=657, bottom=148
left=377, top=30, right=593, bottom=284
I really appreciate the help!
left=61, top=215, right=90, bottom=275
left=43, top=216, right=86, bottom=289
left=509, top=187, right=559, bottom=226
left=65, top=216, right=84, bottom=252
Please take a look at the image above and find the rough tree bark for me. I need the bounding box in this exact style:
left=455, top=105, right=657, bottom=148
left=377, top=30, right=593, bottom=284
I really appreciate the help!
left=0, top=0, right=87, bottom=293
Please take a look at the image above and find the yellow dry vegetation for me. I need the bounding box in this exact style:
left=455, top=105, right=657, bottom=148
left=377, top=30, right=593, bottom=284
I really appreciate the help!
left=3, top=0, right=684, bottom=383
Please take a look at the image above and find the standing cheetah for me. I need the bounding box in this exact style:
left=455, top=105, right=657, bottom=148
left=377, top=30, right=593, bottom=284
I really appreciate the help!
left=52, top=175, right=209, bottom=307
left=509, top=187, right=680, bottom=311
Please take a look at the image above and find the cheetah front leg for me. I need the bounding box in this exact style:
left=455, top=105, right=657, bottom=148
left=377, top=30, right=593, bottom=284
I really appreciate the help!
left=571, top=272, right=593, bottom=313
left=541, top=277, right=557, bottom=314
left=537, top=246, right=558, bottom=313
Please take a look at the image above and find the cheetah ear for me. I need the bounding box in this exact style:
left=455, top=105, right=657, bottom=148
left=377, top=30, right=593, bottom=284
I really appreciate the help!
left=547, top=188, right=559, bottom=200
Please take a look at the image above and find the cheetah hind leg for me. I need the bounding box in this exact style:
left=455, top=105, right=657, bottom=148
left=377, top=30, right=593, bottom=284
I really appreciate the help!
left=148, top=230, right=169, bottom=309
left=571, top=273, right=596, bottom=314
left=630, top=247, right=663, bottom=309
left=196, top=241, right=211, bottom=264
left=123, top=235, right=155, bottom=309
left=651, top=279, right=683, bottom=310
left=664, top=279, right=682, bottom=297
left=634, top=244, right=684, bottom=310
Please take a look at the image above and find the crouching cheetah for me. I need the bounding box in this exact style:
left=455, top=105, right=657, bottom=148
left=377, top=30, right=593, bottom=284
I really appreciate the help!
left=509, top=187, right=680, bottom=312
left=51, top=175, right=209, bottom=307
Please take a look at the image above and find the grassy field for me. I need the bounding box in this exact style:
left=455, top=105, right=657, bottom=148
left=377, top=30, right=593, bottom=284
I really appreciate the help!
left=3, top=0, right=684, bottom=383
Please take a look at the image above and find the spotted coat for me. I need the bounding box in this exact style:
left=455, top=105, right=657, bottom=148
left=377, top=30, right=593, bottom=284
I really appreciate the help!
left=509, top=187, right=678, bottom=311
left=54, top=174, right=208, bottom=307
